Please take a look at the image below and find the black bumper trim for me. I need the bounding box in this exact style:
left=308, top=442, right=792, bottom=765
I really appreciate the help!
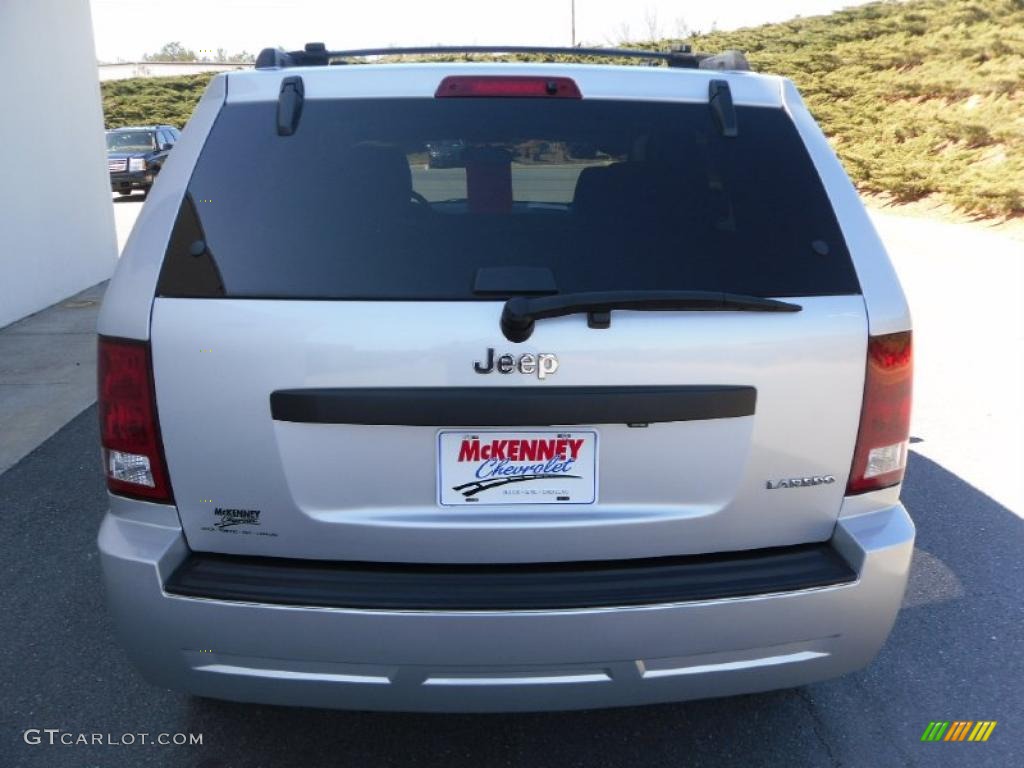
left=164, top=542, right=855, bottom=611
left=269, top=385, right=756, bottom=426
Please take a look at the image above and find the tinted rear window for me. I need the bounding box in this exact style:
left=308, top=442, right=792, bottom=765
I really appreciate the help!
left=158, top=97, right=859, bottom=299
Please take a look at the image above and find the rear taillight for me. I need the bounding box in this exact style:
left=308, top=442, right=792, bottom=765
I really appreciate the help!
left=847, top=331, right=913, bottom=495
left=435, top=75, right=582, bottom=99
left=97, top=336, right=173, bottom=502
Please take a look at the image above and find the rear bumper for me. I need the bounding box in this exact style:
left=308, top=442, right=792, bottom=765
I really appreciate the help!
left=164, top=542, right=856, bottom=610
left=98, top=503, right=914, bottom=712
left=109, top=171, right=152, bottom=190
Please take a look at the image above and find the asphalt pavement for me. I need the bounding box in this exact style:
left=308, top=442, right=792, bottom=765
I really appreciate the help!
left=1, top=407, right=1021, bottom=767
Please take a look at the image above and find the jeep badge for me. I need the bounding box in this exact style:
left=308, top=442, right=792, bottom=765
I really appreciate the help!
left=473, top=348, right=559, bottom=380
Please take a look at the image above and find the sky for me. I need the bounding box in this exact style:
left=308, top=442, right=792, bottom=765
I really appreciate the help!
left=89, top=0, right=874, bottom=62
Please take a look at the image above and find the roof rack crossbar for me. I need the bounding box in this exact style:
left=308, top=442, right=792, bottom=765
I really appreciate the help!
left=255, top=44, right=729, bottom=70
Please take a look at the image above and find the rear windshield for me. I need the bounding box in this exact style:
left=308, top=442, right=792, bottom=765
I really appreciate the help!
left=158, top=97, right=859, bottom=299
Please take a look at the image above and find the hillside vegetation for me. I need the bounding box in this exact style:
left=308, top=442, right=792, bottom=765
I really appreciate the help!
left=102, top=74, right=213, bottom=128
left=691, top=0, right=1024, bottom=217
left=101, top=0, right=1024, bottom=218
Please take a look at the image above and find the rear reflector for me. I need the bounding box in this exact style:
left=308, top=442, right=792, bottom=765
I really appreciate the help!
left=98, top=337, right=173, bottom=502
left=847, top=331, right=913, bottom=495
left=435, top=75, right=582, bottom=99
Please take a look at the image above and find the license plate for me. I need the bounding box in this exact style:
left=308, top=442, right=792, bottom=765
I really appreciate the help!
left=438, top=430, right=598, bottom=506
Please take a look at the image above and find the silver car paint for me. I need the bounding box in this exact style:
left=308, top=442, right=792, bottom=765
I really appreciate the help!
left=96, top=61, right=915, bottom=709
left=98, top=494, right=914, bottom=712
left=225, top=61, right=788, bottom=106
left=151, top=296, right=867, bottom=563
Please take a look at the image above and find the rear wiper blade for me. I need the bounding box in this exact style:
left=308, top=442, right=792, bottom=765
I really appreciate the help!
left=500, top=290, right=802, bottom=342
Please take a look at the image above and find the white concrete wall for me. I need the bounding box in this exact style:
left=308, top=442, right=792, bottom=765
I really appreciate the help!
left=0, top=0, right=118, bottom=329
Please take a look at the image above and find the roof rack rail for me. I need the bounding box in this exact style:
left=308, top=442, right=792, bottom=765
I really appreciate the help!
left=254, top=44, right=750, bottom=72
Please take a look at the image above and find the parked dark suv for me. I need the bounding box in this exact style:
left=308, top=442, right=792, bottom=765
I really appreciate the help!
left=105, top=125, right=180, bottom=195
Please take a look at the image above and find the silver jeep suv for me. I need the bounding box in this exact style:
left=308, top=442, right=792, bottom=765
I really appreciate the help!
left=97, top=45, right=914, bottom=712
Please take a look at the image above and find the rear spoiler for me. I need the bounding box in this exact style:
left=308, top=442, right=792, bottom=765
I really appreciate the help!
left=255, top=44, right=751, bottom=72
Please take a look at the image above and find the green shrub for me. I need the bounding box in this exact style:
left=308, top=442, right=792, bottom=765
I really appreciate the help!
left=102, top=73, right=214, bottom=129
left=691, top=0, right=1023, bottom=217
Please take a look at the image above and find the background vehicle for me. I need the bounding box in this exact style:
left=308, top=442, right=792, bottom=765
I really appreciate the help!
left=105, top=125, right=179, bottom=195
left=97, top=45, right=914, bottom=713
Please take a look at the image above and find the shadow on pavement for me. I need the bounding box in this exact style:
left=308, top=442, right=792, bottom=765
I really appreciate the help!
left=1, top=409, right=1020, bottom=767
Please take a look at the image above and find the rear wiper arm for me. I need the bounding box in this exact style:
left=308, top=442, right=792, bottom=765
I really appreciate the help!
left=500, top=290, right=802, bottom=342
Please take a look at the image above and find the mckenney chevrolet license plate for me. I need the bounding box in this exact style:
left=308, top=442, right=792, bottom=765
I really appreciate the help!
left=438, top=431, right=598, bottom=506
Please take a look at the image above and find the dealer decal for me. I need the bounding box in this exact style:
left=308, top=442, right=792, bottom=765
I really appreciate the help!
left=198, top=506, right=279, bottom=537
